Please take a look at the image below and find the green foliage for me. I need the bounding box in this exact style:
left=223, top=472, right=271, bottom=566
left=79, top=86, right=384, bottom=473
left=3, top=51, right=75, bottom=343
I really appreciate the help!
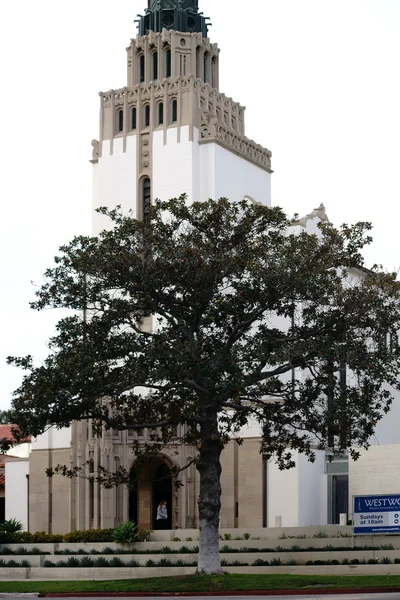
left=243, top=533, right=251, bottom=540
left=223, top=533, right=232, bottom=540
left=172, top=537, right=181, bottom=542
left=111, top=521, right=137, bottom=544
left=313, top=531, right=328, bottom=538
left=136, top=529, right=153, bottom=542
left=62, top=528, right=114, bottom=543
left=0, top=518, right=23, bottom=533
left=5, top=197, right=400, bottom=572
left=186, top=537, right=193, bottom=542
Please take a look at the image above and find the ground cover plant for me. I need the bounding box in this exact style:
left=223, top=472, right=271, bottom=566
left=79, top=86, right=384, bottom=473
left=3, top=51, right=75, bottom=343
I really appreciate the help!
left=5, top=197, right=400, bottom=574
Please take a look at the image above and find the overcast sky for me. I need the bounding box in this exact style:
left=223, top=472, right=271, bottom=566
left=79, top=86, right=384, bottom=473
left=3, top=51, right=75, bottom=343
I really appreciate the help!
left=0, top=0, right=399, bottom=409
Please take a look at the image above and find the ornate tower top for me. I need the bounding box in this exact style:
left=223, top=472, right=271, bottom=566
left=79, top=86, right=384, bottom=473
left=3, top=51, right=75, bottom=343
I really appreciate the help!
left=138, top=0, right=209, bottom=38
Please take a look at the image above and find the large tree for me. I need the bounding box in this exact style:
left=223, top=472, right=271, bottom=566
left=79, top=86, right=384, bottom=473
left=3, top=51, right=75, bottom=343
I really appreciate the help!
left=5, top=197, right=400, bottom=573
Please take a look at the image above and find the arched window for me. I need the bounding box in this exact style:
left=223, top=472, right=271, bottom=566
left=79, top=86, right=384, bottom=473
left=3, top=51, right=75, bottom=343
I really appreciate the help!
left=144, top=105, right=150, bottom=128
left=142, top=178, right=151, bottom=218
left=171, top=99, right=178, bottom=123
left=153, top=52, right=158, bottom=80
left=117, top=109, right=123, bottom=133
left=131, top=107, right=137, bottom=130
left=165, top=49, right=172, bottom=78
left=139, top=54, right=145, bottom=83
left=158, top=102, right=164, bottom=125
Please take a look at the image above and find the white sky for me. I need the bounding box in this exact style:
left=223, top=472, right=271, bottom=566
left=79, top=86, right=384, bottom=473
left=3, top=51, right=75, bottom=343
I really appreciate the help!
left=0, top=0, right=399, bottom=409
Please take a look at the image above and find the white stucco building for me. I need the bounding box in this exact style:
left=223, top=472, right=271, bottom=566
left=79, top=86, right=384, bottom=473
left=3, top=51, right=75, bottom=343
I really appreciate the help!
left=4, top=0, right=400, bottom=534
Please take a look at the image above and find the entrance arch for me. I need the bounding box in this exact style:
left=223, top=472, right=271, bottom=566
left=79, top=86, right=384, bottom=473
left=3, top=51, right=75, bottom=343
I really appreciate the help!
left=152, top=463, right=172, bottom=530
left=128, top=456, right=175, bottom=530
left=128, top=468, right=138, bottom=525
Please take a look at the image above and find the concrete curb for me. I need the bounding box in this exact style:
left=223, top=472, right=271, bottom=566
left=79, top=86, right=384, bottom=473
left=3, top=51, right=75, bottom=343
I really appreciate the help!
left=45, top=588, right=400, bottom=597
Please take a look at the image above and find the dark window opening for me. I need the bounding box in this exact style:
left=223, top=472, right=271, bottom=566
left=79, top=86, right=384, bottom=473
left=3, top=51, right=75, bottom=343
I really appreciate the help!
left=131, top=107, right=137, bottom=130
left=158, top=103, right=164, bottom=125
left=117, top=109, right=123, bottom=133
left=165, top=49, right=172, bottom=78
left=171, top=99, right=178, bottom=123
left=140, top=54, right=145, bottom=83
left=144, top=105, right=150, bottom=128
left=204, top=53, right=210, bottom=83
left=143, top=178, right=151, bottom=218
left=153, top=52, right=158, bottom=80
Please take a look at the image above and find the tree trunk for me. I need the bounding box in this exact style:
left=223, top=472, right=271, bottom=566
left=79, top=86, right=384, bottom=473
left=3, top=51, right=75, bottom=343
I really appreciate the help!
left=196, top=412, right=224, bottom=575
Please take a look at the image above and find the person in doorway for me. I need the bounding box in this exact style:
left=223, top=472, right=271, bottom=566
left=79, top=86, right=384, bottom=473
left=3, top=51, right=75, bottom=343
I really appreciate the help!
left=156, top=500, right=168, bottom=529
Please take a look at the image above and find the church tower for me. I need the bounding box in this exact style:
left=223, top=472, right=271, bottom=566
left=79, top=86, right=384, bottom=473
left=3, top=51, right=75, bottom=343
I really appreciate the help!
left=91, top=0, right=272, bottom=236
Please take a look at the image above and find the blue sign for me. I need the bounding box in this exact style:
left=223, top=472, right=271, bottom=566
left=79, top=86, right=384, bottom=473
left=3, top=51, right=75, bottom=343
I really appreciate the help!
left=354, top=494, right=400, bottom=534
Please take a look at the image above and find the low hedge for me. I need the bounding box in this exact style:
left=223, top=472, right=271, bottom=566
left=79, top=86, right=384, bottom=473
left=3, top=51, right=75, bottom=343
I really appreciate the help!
left=0, top=528, right=150, bottom=545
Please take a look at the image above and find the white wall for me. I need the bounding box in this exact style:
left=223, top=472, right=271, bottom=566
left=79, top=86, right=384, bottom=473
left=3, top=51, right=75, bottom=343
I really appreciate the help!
left=5, top=459, right=29, bottom=530
left=92, top=135, right=137, bottom=236
left=6, top=442, right=30, bottom=459
left=297, top=451, right=327, bottom=526
left=349, top=444, right=400, bottom=520
left=32, top=427, right=71, bottom=450
left=153, top=127, right=195, bottom=203
left=267, top=457, right=299, bottom=527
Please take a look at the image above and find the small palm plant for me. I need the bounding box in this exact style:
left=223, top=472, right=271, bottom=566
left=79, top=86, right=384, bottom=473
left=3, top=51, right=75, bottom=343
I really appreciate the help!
left=112, top=521, right=138, bottom=544
left=0, top=519, right=23, bottom=533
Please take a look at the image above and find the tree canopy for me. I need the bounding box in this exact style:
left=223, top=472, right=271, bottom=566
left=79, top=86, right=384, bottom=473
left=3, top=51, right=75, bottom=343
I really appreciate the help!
left=5, top=196, right=400, bottom=573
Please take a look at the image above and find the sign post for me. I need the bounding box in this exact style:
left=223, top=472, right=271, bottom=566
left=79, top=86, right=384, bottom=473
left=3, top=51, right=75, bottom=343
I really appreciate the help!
left=353, top=494, right=400, bottom=535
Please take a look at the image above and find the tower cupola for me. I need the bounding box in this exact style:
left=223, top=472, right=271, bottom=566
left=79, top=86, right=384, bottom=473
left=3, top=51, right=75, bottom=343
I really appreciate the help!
left=138, top=0, right=209, bottom=38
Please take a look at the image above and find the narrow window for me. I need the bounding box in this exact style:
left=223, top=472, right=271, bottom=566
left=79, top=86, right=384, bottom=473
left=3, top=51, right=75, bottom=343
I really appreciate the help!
left=153, top=52, right=158, bottom=80
left=144, top=105, right=150, bottom=127
left=166, top=49, right=172, bottom=78
left=140, top=54, right=145, bottom=83
left=143, top=178, right=151, bottom=218
left=204, top=53, right=210, bottom=83
left=131, top=107, right=137, bottom=130
left=212, top=56, right=217, bottom=87
left=171, top=99, right=178, bottom=123
left=196, top=47, right=201, bottom=78
left=117, top=109, right=123, bottom=133
left=158, top=102, right=164, bottom=125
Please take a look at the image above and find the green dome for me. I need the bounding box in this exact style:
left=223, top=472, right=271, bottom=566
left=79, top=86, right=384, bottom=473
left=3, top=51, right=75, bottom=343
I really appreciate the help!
left=138, top=0, right=209, bottom=38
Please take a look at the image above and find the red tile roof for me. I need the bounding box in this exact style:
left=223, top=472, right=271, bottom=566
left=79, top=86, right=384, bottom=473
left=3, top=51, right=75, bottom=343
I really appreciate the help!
left=0, top=424, right=30, bottom=443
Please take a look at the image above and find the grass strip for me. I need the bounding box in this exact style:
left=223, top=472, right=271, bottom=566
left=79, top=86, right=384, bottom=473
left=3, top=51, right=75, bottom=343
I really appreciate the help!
left=2, top=574, right=400, bottom=594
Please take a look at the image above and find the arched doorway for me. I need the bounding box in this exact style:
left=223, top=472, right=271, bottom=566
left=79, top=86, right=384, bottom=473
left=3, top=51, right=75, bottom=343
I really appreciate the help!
left=128, top=468, right=138, bottom=524
left=152, top=463, right=172, bottom=530
left=128, top=457, right=175, bottom=530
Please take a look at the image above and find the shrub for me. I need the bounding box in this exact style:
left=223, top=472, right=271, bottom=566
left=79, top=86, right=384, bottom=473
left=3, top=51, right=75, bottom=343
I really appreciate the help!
left=0, top=518, right=23, bottom=533
left=349, top=558, right=360, bottom=565
left=313, top=531, right=328, bottom=538
left=271, top=558, right=282, bottom=566
left=66, top=557, right=80, bottom=567
left=223, top=533, right=232, bottom=540
left=109, top=557, right=125, bottom=567
left=243, top=533, right=251, bottom=540
left=368, top=558, right=378, bottom=564
left=161, top=545, right=174, bottom=554
left=290, top=545, right=301, bottom=552
left=186, top=537, right=193, bottom=542
left=94, top=557, right=110, bottom=567
left=20, top=559, right=30, bottom=567
left=157, top=558, right=173, bottom=567
left=382, top=557, right=392, bottom=564
left=43, top=560, right=56, bottom=567
left=279, top=533, right=288, bottom=539
left=126, top=559, right=139, bottom=567
left=252, top=559, right=269, bottom=566
left=342, top=558, right=349, bottom=565
left=136, top=529, right=152, bottom=542
left=172, top=537, right=181, bottom=542
left=21, top=531, right=63, bottom=543
left=112, top=521, right=137, bottom=544
left=79, top=557, right=95, bottom=567
left=287, top=559, right=298, bottom=566
left=229, top=560, right=249, bottom=566
left=146, top=559, right=156, bottom=567
left=103, top=547, right=116, bottom=554
left=63, top=528, right=114, bottom=543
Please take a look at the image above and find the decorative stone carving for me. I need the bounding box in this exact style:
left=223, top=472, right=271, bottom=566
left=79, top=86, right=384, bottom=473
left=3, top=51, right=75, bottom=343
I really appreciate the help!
left=91, top=139, right=100, bottom=160
left=199, top=110, right=272, bottom=172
